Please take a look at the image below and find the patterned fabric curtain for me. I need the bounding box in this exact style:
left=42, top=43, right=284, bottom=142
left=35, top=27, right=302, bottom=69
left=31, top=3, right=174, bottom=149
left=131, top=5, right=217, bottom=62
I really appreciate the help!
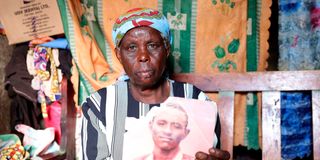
left=278, top=1, right=319, bottom=159
left=279, top=1, right=320, bottom=71
left=57, top=0, right=271, bottom=149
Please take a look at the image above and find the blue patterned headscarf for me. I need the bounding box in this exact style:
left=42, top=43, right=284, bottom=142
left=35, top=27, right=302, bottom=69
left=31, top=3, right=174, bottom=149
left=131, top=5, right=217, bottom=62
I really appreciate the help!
left=112, top=8, right=171, bottom=47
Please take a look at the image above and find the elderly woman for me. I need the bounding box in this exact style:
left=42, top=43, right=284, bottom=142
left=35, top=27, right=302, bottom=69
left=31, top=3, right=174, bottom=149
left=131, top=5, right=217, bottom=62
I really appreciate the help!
left=81, top=8, right=230, bottom=160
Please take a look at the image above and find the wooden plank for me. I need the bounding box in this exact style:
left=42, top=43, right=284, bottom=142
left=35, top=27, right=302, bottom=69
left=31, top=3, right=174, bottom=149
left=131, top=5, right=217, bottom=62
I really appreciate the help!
left=171, top=70, right=320, bottom=92
left=57, top=77, right=76, bottom=159
left=66, top=79, right=76, bottom=159
left=59, top=76, right=68, bottom=153
left=217, top=91, right=234, bottom=160
left=312, top=91, right=320, bottom=159
left=262, top=91, right=281, bottom=160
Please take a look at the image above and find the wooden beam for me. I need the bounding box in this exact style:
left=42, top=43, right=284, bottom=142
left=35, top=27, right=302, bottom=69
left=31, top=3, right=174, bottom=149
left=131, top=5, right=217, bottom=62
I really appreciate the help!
left=60, top=76, right=68, bottom=153
left=171, top=70, right=320, bottom=92
left=312, top=91, right=320, bottom=160
left=66, top=79, right=76, bottom=159
left=217, top=91, right=235, bottom=160
left=58, top=76, right=76, bottom=159
left=262, top=91, right=281, bottom=160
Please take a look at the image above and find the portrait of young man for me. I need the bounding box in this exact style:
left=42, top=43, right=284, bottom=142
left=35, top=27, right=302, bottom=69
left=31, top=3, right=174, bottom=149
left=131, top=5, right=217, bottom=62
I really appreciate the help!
left=134, top=102, right=193, bottom=160
left=122, top=97, right=218, bottom=160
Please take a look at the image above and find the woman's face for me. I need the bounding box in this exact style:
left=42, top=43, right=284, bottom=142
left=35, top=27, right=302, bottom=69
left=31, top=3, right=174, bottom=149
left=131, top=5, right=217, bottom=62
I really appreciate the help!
left=116, top=26, right=169, bottom=88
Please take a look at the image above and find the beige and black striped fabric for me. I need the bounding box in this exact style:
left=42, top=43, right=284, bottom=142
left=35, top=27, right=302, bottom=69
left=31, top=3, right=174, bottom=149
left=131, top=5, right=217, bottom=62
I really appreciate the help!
left=81, top=79, right=219, bottom=160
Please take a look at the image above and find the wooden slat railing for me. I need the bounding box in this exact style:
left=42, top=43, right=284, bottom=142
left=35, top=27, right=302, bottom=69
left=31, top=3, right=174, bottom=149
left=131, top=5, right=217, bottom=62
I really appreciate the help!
left=171, top=70, right=320, bottom=160
left=62, top=77, right=76, bottom=159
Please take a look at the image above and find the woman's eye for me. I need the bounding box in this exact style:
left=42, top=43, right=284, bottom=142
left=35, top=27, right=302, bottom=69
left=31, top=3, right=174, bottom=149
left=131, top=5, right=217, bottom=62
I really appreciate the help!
left=147, top=43, right=158, bottom=50
left=128, top=44, right=137, bottom=51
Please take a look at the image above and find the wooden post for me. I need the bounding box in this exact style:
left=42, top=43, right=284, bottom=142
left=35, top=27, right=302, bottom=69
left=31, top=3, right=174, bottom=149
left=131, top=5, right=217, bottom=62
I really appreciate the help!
left=262, top=91, right=281, bottom=160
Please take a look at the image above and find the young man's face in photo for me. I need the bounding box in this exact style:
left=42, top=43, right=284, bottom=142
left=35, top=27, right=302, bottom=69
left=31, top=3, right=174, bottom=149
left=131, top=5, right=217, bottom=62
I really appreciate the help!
left=150, top=107, right=189, bottom=151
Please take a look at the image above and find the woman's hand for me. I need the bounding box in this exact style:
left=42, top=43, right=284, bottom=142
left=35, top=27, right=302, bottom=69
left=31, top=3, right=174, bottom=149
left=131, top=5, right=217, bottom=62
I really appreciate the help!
left=29, top=36, right=54, bottom=48
left=195, top=148, right=230, bottom=160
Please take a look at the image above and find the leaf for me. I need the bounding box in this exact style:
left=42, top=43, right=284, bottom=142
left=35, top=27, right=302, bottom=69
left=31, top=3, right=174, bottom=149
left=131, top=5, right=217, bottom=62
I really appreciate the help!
left=80, top=15, right=88, bottom=27
left=211, top=61, right=220, bottom=68
left=225, top=60, right=237, bottom=70
left=91, top=73, right=97, bottom=80
left=230, top=2, right=235, bottom=8
left=99, top=75, right=109, bottom=81
left=214, top=45, right=226, bottom=59
left=225, top=63, right=230, bottom=71
left=228, top=39, right=240, bottom=54
left=212, top=0, right=217, bottom=5
left=218, top=63, right=225, bottom=72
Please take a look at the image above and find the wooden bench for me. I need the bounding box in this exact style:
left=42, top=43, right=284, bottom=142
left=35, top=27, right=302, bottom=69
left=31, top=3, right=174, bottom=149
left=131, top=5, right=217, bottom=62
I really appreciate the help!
left=58, top=70, right=319, bottom=159
left=171, top=70, right=320, bottom=160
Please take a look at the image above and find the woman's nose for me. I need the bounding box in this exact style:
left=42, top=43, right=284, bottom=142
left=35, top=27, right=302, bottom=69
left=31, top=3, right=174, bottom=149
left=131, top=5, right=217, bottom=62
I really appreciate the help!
left=138, top=47, right=150, bottom=62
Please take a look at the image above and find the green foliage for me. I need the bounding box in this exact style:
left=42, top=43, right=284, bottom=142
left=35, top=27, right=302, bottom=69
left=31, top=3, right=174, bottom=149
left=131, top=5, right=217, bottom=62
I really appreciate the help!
left=80, top=15, right=88, bottom=27
left=212, top=0, right=235, bottom=8
left=230, top=2, right=235, bottom=8
left=228, top=39, right=240, bottom=53
left=212, top=39, right=240, bottom=72
left=211, top=60, right=237, bottom=72
left=214, top=45, right=226, bottom=59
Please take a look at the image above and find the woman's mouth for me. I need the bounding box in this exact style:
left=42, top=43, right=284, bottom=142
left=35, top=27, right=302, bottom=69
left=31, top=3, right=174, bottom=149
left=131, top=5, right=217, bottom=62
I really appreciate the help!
left=137, top=70, right=153, bottom=78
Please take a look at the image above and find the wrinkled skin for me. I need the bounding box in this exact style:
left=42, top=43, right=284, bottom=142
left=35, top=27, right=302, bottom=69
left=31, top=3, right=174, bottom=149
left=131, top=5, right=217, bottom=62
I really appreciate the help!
left=115, top=26, right=170, bottom=104
left=115, top=26, right=169, bottom=90
left=115, top=26, right=230, bottom=160
left=195, top=148, right=230, bottom=160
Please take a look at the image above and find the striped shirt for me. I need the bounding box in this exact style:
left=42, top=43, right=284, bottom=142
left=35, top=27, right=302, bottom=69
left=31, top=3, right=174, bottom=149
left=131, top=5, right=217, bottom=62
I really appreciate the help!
left=81, top=80, right=221, bottom=160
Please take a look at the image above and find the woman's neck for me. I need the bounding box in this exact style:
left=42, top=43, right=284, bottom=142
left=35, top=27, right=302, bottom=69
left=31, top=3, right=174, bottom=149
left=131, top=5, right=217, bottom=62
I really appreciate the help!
left=129, top=78, right=170, bottom=104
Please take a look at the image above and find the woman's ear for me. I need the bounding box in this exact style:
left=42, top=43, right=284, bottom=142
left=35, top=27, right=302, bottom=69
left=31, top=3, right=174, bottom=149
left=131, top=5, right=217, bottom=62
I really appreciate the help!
left=166, top=42, right=171, bottom=58
left=115, top=47, right=122, bottom=63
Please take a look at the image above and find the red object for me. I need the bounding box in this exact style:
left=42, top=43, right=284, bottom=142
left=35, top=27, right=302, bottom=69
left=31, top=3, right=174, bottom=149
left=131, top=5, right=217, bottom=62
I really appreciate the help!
left=43, top=101, right=62, bottom=144
left=311, top=7, right=320, bottom=29
left=132, top=20, right=153, bottom=27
